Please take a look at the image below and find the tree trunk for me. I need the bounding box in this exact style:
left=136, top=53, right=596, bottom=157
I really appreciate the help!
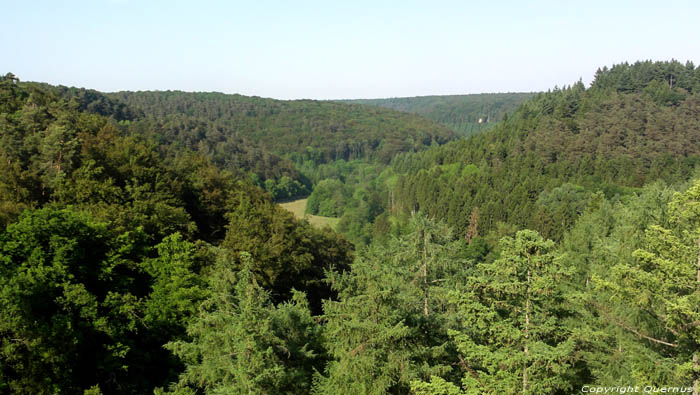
left=695, top=237, right=700, bottom=395
left=693, top=352, right=698, bottom=395
left=423, top=231, right=429, bottom=317
left=523, top=264, right=531, bottom=393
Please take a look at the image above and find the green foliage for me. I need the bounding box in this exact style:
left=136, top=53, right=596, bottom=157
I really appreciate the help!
left=431, top=230, right=581, bottom=394
left=164, top=253, right=325, bottom=394
left=301, top=160, right=388, bottom=246
left=536, top=183, right=591, bottom=240
left=6, top=62, right=700, bottom=393
left=263, top=175, right=309, bottom=200
left=306, top=178, right=349, bottom=217
left=592, top=60, right=700, bottom=96
left=411, top=376, right=462, bottom=395
left=592, top=179, right=700, bottom=387
left=0, top=76, right=357, bottom=393
left=315, top=214, right=466, bottom=394
left=340, top=92, right=534, bottom=136
left=108, top=90, right=455, bottom=167
left=222, top=190, right=354, bottom=313
left=142, top=233, right=208, bottom=331
left=0, top=208, right=153, bottom=393
left=388, top=61, right=700, bottom=242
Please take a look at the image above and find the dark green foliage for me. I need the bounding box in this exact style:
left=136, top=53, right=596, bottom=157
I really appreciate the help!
left=0, top=208, right=158, bottom=393
left=388, top=61, right=700, bottom=242
left=0, top=75, right=355, bottom=393
left=37, top=83, right=141, bottom=121
left=592, top=60, right=700, bottom=96
left=108, top=90, right=455, bottom=166
left=5, top=61, right=700, bottom=393
left=222, top=188, right=354, bottom=313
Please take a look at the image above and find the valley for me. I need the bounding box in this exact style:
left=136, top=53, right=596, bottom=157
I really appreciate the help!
left=2, top=60, right=700, bottom=393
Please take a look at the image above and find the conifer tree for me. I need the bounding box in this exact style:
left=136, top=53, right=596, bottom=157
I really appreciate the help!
left=163, top=252, right=324, bottom=394
left=415, top=230, right=580, bottom=394
left=596, top=179, right=700, bottom=392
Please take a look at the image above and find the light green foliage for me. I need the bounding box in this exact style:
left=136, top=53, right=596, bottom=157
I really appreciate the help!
left=164, top=253, right=324, bottom=394
left=301, top=159, right=388, bottom=246
left=315, top=214, right=465, bottom=394
left=427, top=230, right=581, bottom=394
left=594, top=179, right=700, bottom=387
left=143, top=233, right=208, bottom=330
left=307, top=178, right=349, bottom=217
left=560, top=182, right=680, bottom=385
left=411, top=376, right=463, bottom=395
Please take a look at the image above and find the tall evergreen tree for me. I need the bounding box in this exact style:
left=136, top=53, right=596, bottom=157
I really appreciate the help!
left=595, top=179, right=700, bottom=392
left=414, top=230, right=581, bottom=394
left=163, top=252, right=324, bottom=394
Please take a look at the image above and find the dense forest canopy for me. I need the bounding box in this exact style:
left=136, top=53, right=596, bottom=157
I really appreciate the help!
left=107, top=90, right=455, bottom=165
left=0, top=73, right=354, bottom=393
left=2, top=60, right=700, bottom=394
left=340, top=92, right=534, bottom=136
left=386, top=60, right=700, bottom=241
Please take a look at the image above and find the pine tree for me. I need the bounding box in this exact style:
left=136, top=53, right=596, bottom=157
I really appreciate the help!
left=596, top=179, right=700, bottom=392
left=316, top=216, right=463, bottom=394
left=416, top=230, right=581, bottom=394
left=163, top=252, right=324, bottom=394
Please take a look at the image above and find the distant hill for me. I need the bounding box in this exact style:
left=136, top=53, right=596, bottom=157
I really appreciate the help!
left=339, top=92, right=534, bottom=136
left=19, top=87, right=455, bottom=200
left=107, top=91, right=456, bottom=165
left=387, top=60, right=700, bottom=240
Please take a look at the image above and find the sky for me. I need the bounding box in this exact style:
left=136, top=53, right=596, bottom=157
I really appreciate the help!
left=3, top=0, right=700, bottom=100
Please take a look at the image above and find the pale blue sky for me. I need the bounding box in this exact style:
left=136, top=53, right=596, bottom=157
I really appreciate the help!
left=3, top=0, right=699, bottom=99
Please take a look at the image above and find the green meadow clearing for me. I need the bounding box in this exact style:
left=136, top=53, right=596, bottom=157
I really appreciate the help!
left=279, top=198, right=340, bottom=230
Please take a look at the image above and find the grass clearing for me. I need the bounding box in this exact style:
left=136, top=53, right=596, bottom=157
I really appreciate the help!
left=279, top=198, right=340, bottom=230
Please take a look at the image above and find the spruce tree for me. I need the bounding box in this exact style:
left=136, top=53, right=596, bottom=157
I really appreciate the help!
left=415, top=230, right=580, bottom=394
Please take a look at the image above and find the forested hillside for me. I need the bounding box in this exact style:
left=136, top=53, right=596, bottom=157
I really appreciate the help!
left=107, top=91, right=455, bottom=165
left=0, top=73, right=354, bottom=393
left=341, top=92, right=533, bottom=135
left=2, top=60, right=700, bottom=394
left=387, top=60, right=700, bottom=241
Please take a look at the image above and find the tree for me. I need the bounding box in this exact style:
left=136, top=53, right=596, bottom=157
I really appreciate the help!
left=163, top=252, right=324, bottom=394
left=222, top=193, right=353, bottom=313
left=416, top=230, right=581, bottom=394
left=142, top=233, right=208, bottom=333
left=401, top=212, right=453, bottom=317
left=315, top=244, right=424, bottom=394
left=316, top=215, right=465, bottom=394
left=0, top=208, right=157, bottom=394
left=596, top=179, right=700, bottom=392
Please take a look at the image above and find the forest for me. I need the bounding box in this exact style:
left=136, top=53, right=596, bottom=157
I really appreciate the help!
left=0, top=60, right=699, bottom=394
left=340, top=92, right=534, bottom=136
